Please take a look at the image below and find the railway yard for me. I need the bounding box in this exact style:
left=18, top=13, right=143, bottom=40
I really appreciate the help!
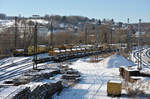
left=0, top=9, right=150, bottom=99
left=0, top=46, right=149, bottom=99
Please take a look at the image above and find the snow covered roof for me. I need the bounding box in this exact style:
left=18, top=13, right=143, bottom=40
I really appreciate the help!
left=16, top=49, right=24, bottom=51
left=130, top=76, right=143, bottom=79
left=54, top=50, right=60, bottom=53
left=38, top=45, right=46, bottom=47
left=77, top=48, right=81, bottom=51
left=81, top=48, right=85, bottom=50
left=108, top=80, right=122, bottom=84
left=60, top=50, right=66, bottom=52
left=66, top=49, right=71, bottom=51
left=72, top=49, right=77, bottom=51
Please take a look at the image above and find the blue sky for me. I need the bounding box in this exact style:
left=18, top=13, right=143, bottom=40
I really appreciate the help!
left=0, top=0, right=150, bottom=23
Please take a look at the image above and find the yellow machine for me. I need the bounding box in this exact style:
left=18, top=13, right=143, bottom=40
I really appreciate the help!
left=65, top=49, right=72, bottom=54
left=27, top=46, right=34, bottom=55
left=49, top=50, right=60, bottom=56
left=13, top=45, right=48, bottom=56
left=65, top=44, right=73, bottom=49
left=101, top=43, right=109, bottom=50
left=12, top=49, right=24, bottom=56
left=38, top=45, right=47, bottom=53
left=27, top=45, right=47, bottom=55
left=58, top=45, right=66, bottom=50
left=107, top=80, right=122, bottom=96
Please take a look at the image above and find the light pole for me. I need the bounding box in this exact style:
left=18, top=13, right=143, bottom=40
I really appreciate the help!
left=138, top=19, right=142, bottom=70
left=127, top=18, right=132, bottom=60
left=84, top=24, right=88, bottom=45
left=50, top=19, right=53, bottom=49
left=33, top=22, right=38, bottom=69
left=95, top=24, right=99, bottom=46
left=127, top=18, right=131, bottom=52
left=32, top=15, right=39, bottom=70
left=111, top=27, right=115, bottom=45
left=14, top=17, right=18, bottom=49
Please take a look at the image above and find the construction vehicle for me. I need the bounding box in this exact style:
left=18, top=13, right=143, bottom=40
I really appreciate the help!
left=13, top=45, right=48, bottom=56
left=107, top=80, right=122, bottom=96
left=12, top=49, right=24, bottom=56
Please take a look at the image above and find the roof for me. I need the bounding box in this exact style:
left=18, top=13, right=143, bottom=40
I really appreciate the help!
left=38, top=45, right=46, bottom=47
left=16, top=49, right=24, bottom=51
left=130, top=76, right=143, bottom=79
left=108, top=80, right=122, bottom=84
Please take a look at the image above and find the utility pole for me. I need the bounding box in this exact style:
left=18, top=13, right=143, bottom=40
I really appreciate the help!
left=127, top=18, right=131, bottom=52
left=85, top=24, right=88, bottom=45
left=23, top=19, right=27, bottom=52
left=50, top=19, right=53, bottom=49
left=33, top=23, right=38, bottom=69
left=48, top=17, right=53, bottom=49
left=110, top=29, right=112, bottom=45
left=95, top=23, right=100, bottom=61
left=95, top=24, right=99, bottom=46
left=111, top=27, right=114, bottom=45
left=127, top=18, right=129, bottom=24
left=14, top=17, right=18, bottom=49
left=138, top=19, right=142, bottom=70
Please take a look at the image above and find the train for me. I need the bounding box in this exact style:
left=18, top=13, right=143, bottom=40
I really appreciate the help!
left=30, top=44, right=119, bottom=64
left=48, top=44, right=112, bottom=57
left=13, top=44, right=118, bottom=58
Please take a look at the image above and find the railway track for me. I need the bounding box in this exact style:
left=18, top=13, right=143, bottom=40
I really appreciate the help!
left=0, top=58, right=31, bottom=71
left=145, top=48, right=150, bottom=58
left=133, top=47, right=150, bottom=68
left=0, top=62, right=33, bottom=81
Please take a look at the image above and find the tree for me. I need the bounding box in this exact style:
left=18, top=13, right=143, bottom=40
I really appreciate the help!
left=98, top=19, right=101, bottom=25
left=0, top=13, right=6, bottom=19
left=61, top=16, right=67, bottom=23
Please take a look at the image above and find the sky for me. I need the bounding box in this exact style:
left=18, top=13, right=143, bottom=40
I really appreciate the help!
left=0, top=0, right=150, bottom=23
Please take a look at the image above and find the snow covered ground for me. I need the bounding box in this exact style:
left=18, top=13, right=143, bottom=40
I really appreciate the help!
left=54, top=54, right=136, bottom=99
left=0, top=52, right=149, bottom=99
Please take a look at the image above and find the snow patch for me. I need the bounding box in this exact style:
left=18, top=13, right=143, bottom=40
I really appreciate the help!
left=98, top=54, right=136, bottom=68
